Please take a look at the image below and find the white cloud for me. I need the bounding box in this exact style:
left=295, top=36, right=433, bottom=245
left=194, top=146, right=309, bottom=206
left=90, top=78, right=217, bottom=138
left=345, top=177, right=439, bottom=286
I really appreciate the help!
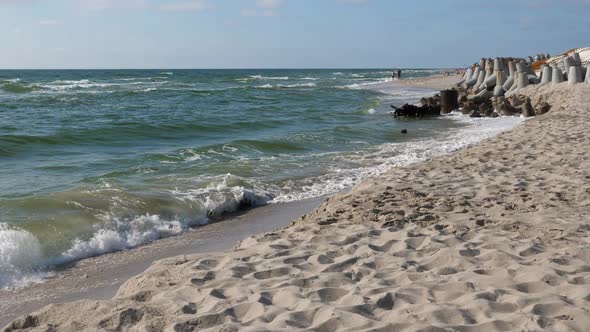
left=241, top=0, right=284, bottom=17
left=159, top=1, right=210, bottom=12
left=337, top=0, right=369, bottom=3
left=75, top=0, right=148, bottom=12
left=240, top=8, right=279, bottom=17
left=73, top=0, right=212, bottom=13
left=255, top=0, right=284, bottom=9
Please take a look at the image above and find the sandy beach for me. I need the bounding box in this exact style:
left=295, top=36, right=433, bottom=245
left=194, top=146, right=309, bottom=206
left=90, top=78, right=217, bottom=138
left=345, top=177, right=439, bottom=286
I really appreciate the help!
left=4, top=76, right=590, bottom=331
left=393, top=73, right=463, bottom=91
left=0, top=198, right=324, bottom=328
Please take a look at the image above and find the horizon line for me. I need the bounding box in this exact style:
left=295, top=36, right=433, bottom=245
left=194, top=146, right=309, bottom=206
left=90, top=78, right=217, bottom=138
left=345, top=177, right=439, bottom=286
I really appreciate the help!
left=0, top=67, right=458, bottom=71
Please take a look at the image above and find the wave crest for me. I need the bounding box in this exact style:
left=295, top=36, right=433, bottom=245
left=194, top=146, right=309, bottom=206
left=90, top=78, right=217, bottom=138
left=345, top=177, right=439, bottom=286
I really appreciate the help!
left=0, top=224, right=48, bottom=288
left=255, top=83, right=317, bottom=89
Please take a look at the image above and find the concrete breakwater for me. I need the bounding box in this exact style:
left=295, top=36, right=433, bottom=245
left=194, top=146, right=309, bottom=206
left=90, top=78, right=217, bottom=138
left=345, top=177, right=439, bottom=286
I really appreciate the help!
left=450, top=47, right=589, bottom=118
left=388, top=48, right=588, bottom=119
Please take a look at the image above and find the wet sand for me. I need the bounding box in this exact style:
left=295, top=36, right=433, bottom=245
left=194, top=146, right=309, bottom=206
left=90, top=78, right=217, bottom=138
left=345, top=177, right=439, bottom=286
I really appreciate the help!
left=0, top=197, right=323, bottom=328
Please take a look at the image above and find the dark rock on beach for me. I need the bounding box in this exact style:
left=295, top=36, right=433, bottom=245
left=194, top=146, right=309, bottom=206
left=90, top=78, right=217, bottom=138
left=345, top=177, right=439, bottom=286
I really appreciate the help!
left=469, top=110, right=482, bottom=118
left=390, top=104, right=441, bottom=117
left=440, top=89, right=459, bottom=114
left=522, top=98, right=535, bottom=117
left=536, top=102, right=551, bottom=115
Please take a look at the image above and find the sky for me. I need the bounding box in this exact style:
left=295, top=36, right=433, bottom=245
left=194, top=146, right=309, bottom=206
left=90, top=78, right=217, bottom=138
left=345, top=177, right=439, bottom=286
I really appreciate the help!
left=0, top=0, right=589, bottom=69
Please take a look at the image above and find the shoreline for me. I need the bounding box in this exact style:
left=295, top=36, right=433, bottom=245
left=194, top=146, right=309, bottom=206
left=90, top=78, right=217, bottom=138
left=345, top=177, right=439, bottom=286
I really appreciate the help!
left=0, top=73, right=460, bottom=326
left=6, top=75, right=590, bottom=331
left=0, top=197, right=323, bottom=328
left=0, top=74, right=462, bottom=326
left=0, top=69, right=454, bottom=295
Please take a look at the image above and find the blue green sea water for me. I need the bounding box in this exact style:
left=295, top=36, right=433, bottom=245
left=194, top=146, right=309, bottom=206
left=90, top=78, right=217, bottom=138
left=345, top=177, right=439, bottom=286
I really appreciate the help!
left=0, top=69, right=523, bottom=287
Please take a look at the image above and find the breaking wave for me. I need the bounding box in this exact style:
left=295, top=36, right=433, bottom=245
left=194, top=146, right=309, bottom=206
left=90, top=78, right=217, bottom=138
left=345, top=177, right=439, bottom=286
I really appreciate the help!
left=0, top=174, right=272, bottom=289
left=255, top=83, right=317, bottom=89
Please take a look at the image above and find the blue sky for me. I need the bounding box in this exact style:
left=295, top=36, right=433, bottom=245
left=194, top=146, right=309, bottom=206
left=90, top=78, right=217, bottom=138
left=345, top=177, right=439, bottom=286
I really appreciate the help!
left=1, top=0, right=589, bottom=69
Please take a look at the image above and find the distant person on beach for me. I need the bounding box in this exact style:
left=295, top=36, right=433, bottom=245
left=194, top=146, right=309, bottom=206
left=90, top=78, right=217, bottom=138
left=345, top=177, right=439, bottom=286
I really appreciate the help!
left=391, top=70, right=396, bottom=79
left=397, top=69, right=402, bottom=79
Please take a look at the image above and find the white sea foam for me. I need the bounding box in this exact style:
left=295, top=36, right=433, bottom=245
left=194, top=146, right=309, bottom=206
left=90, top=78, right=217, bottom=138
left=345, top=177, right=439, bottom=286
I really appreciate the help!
left=0, top=223, right=51, bottom=289
left=182, top=175, right=271, bottom=215
left=61, top=214, right=185, bottom=261
left=281, top=83, right=316, bottom=88
left=222, top=145, right=239, bottom=153
left=256, top=84, right=274, bottom=89
left=38, top=80, right=166, bottom=92
left=253, top=75, right=289, bottom=80
left=255, top=83, right=317, bottom=89
left=0, top=177, right=275, bottom=289
left=272, top=114, right=525, bottom=202
left=340, top=78, right=393, bottom=90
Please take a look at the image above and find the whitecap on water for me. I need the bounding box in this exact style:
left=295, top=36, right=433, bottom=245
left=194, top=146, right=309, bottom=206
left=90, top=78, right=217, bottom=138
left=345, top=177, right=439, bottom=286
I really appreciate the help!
left=61, top=215, right=185, bottom=262
left=272, top=114, right=525, bottom=203
left=250, top=75, right=289, bottom=80
left=0, top=223, right=51, bottom=289
left=255, top=83, right=317, bottom=89
left=255, top=84, right=274, bottom=89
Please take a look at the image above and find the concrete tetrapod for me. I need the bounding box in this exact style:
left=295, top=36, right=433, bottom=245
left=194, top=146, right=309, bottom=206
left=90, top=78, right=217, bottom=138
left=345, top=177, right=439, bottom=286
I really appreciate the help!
left=517, top=71, right=529, bottom=90
left=508, top=61, right=516, bottom=78
left=503, top=75, right=514, bottom=91
left=456, top=67, right=472, bottom=86
left=562, top=57, right=572, bottom=78
left=474, top=70, right=486, bottom=92
left=571, top=52, right=581, bottom=65
left=493, top=58, right=504, bottom=72
left=552, top=66, right=565, bottom=84
left=493, top=71, right=506, bottom=96
left=478, top=67, right=486, bottom=83
left=507, top=72, right=520, bottom=93
left=463, top=67, right=479, bottom=89
left=478, top=61, right=494, bottom=91
left=568, top=66, right=583, bottom=85
left=484, top=72, right=497, bottom=88
left=540, top=65, right=552, bottom=85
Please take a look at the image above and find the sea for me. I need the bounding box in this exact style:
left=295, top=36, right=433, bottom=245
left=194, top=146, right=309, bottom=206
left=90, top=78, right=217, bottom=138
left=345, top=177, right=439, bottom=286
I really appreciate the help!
left=0, top=69, right=523, bottom=288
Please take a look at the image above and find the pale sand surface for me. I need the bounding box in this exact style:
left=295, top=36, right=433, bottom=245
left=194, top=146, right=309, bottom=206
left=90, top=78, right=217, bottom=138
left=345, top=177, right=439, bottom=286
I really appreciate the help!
left=394, top=74, right=462, bottom=91
left=5, top=81, right=590, bottom=332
